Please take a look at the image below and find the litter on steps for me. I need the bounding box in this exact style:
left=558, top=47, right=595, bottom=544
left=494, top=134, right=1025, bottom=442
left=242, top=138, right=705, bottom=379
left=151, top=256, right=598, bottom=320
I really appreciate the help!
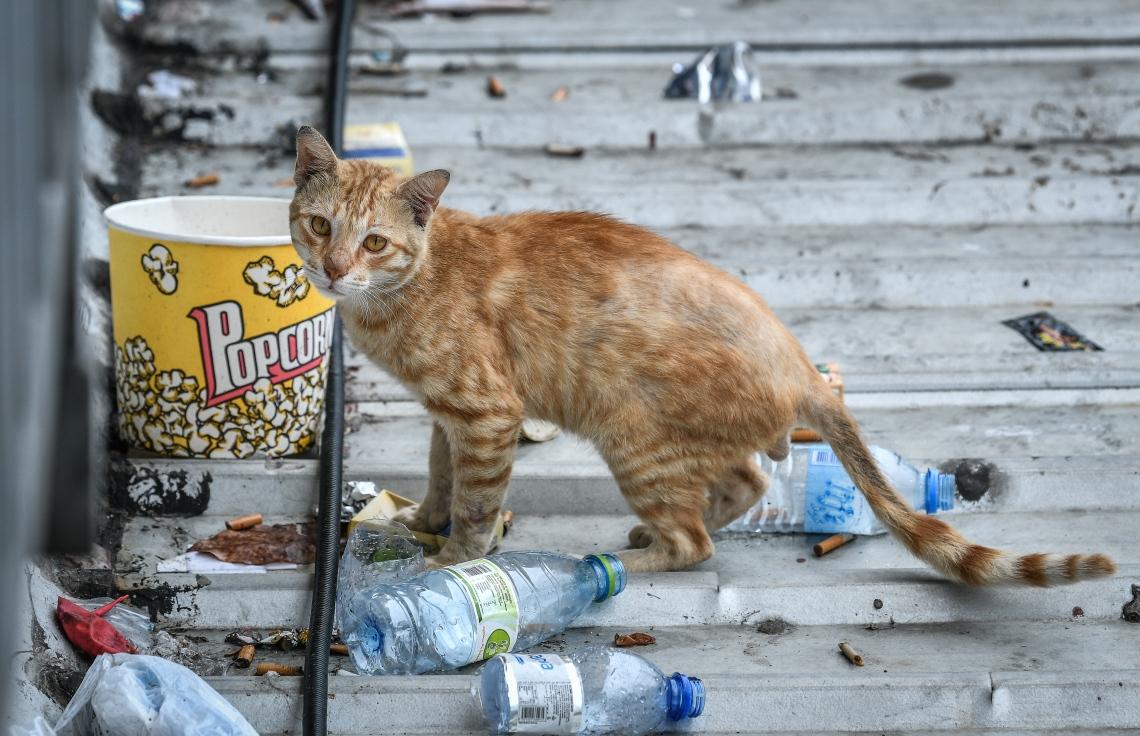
left=725, top=443, right=957, bottom=535
left=19, top=654, right=257, bottom=736
left=339, top=551, right=625, bottom=675
left=473, top=646, right=704, bottom=735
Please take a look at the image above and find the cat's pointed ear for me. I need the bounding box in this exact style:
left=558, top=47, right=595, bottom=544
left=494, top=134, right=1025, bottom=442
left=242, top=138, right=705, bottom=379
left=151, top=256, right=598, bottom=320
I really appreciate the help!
left=395, top=169, right=450, bottom=227
left=294, top=125, right=338, bottom=187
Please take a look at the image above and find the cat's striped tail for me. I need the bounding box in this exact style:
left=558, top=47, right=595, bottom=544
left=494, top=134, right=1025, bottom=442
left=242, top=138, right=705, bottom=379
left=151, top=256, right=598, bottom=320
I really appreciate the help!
left=803, top=391, right=1116, bottom=586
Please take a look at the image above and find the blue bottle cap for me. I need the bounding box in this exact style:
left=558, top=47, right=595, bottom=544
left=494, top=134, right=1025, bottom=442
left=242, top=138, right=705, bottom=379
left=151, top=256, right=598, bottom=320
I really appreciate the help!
left=666, top=672, right=705, bottom=721
left=584, top=553, right=626, bottom=602
left=924, top=470, right=956, bottom=514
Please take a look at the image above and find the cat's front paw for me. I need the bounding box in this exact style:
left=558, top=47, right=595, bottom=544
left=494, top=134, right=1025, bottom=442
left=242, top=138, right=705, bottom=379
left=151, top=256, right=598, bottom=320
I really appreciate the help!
left=390, top=504, right=433, bottom=534
left=424, top=556, right=448, bottom=571
left=427, top=537, right=487, bottom=569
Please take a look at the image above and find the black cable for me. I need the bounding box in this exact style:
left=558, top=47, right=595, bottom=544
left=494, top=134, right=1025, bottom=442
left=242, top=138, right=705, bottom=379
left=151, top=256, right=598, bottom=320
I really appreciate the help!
left=304, top=0, right=355, bottom=734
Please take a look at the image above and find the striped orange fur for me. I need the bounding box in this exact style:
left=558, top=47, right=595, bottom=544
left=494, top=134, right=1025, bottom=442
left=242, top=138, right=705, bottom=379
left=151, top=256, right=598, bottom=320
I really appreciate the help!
left=290, top=126, right=1116, bottom=584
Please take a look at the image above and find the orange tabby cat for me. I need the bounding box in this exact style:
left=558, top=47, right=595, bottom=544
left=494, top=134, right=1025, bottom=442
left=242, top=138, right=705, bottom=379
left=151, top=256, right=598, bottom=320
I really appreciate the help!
left=290, top=126, right=1114, bottom=584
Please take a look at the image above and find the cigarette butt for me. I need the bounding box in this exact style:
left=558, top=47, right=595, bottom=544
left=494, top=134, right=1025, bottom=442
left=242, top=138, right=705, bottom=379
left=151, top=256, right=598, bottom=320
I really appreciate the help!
left=839, top=641, right=864, bottom=666
left=330, top=643, right=349, bottom=656
left=550, top=86, right=568, bottom=102
left=614, top=632, right=656, bottom=647
left=186, top=172, right=220, bottom=188
left=544, top=143, right=585, bottom=158
left=501, top=510, right=514, bottom=535
left=814, top=533, right=855, bottom=557
left=273, top=177, right=295, bottom=187
left=256, top=662, right=302, bottom=676
left=234, top=644, right=255, bottom=668
left=225, top=513, right=263, bottom=531
left=791, top=428, right=822, bottom=443
left=486, top=76, right=506, bottom=98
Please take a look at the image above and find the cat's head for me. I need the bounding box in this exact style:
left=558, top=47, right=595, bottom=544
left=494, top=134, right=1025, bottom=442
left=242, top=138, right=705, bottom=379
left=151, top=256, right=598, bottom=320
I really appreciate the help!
left=288, top=125, right=449, bottom=301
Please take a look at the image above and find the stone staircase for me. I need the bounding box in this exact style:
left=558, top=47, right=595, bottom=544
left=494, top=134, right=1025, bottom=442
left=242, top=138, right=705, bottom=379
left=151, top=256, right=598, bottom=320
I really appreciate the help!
left=80, top=0, right=1140, bottom=732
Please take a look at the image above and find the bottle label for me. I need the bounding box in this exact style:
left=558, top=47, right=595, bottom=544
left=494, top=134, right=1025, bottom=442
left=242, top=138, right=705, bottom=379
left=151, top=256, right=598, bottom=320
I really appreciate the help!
left=501, top=653, right=583, bottom=734
left=804, top=446, right=881, bottom=535
left=447, top=558, right=520, bottom=663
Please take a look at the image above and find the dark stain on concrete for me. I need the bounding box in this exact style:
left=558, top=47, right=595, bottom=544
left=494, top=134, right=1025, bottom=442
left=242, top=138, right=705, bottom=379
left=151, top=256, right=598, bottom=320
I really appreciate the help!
left=756, top=618, right=793, bottom=636
left=899, top=72, right=955, bottom=91
left=940, top=458, right=998, bottom=502
left=1124, top=584, right=1140, bottom=623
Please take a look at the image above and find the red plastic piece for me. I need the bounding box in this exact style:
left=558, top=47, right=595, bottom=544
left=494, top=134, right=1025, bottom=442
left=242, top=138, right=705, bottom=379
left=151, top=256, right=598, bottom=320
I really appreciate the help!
left=56, top=595, right=138, bottom=657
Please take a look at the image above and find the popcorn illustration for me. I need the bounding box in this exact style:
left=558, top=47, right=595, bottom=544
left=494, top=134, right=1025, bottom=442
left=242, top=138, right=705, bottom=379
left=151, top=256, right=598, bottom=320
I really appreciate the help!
left=113, top=335, right=324, bottom=458
left=243, top=256, right=311, bottom=307
left=140, top=244, right=179, bottom=294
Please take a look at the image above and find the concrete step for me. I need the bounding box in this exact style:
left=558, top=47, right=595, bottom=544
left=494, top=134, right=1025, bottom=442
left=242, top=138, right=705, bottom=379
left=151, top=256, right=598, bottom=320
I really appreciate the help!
left=114, top=451, right=1140, bottom=518
left=133, top=0, right=1140, bottom=54
left=145, top=54, right=1140, bottom=148
left=140, top=141, right=1140, bottom=228
left=179, top=622, right=1140, bottom=734
left=118, top=511, right=1140, bottom=629
left=343, top=389, right=1140, bottom=470
left=341, top=318, right=1140, bottom=402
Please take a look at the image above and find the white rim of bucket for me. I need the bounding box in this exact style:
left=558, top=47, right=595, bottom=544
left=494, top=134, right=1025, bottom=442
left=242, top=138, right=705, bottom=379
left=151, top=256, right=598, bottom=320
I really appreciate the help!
left=103, top=195, right=293, bottom=247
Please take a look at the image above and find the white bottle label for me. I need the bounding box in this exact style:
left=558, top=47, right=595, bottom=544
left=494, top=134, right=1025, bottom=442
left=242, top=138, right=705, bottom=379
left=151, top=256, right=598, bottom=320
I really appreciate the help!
left=447, top=558, right=521, bottom=663
left=804, top=446, right=882, bottom=535
left=501, top=653, right=584, bottom=734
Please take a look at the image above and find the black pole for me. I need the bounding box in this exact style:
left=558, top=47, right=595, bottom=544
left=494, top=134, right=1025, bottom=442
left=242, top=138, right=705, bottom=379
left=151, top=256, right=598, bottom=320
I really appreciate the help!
left=303, top=0, right=355, bottom=734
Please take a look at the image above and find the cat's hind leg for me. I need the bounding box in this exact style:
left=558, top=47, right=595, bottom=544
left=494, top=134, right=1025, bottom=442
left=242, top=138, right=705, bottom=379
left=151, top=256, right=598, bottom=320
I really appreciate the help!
left=605, top=442, right=720, bottom=572
left=626, top=455, right=768, bottom=548
left=619, top=487, right=714, bottom=572
left=703, top=455, right=770, bottom=531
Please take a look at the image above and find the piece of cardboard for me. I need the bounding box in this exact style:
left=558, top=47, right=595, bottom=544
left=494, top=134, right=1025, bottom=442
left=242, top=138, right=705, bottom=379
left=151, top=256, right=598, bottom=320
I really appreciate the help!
left=348, top=489, right=506, bottom=552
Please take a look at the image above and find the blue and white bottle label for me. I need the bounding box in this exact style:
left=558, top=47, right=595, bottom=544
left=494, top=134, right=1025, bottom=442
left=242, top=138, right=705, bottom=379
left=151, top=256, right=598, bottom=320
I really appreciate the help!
left=804, top=447, right=880, bottom=535
left=501, top=653, right=583, bottom=734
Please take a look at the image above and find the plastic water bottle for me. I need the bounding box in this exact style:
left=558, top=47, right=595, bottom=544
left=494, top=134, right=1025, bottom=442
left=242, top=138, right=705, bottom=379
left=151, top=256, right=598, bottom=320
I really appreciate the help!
left=339, top=552, right=626, bottom=675
left=725, top=443, right=956, bottom=535
left=474, top=647, right=704, bottom=735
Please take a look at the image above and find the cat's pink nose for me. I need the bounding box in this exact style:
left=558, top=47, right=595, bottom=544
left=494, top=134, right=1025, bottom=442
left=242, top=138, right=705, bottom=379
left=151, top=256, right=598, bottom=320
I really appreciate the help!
left=324, top=259, right=347, bottom=283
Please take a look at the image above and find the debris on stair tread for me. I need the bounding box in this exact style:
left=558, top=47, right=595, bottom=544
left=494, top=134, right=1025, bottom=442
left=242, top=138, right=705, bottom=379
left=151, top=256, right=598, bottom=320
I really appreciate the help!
left=189, top=523, right=315, bottom=566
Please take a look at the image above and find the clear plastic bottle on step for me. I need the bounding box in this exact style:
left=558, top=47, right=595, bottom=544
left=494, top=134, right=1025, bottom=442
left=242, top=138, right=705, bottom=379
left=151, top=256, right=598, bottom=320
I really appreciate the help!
left=724, top=443, right=956, bottom=535
left=474, top=646, right=705, bottom=735
left=339, top=552, right=626, bottom=675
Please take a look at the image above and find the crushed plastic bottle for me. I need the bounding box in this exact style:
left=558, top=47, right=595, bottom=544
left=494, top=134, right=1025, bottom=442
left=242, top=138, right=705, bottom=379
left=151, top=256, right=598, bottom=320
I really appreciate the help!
left=340, top=551, right=626, bottom=675
left=725, top=443, right=956, bottom=535
left=474, top=646, right=704, bottom=735
left=335, top=520, right=426, bottom=637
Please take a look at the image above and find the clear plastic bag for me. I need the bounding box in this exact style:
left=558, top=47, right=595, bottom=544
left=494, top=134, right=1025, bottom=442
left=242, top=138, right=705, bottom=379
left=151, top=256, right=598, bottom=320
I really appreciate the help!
left=75, top=597, right=153, bottom=653
left=37, top=653, right=257, bottom=736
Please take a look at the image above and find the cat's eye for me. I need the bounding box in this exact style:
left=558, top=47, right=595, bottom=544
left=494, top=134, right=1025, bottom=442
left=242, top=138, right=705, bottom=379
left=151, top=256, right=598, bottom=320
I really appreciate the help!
left=310, top=216, right=331, bottom=235
left=363, top=234, right=388, bottom=252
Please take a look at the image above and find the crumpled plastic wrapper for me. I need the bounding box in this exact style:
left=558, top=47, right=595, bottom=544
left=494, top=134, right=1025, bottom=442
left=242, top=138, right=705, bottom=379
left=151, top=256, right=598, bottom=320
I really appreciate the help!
left=314, top=480, right=382, bottom=522
left=335, top=522, right=425, bottom=636
left=664, top=41, right=762, bottom=105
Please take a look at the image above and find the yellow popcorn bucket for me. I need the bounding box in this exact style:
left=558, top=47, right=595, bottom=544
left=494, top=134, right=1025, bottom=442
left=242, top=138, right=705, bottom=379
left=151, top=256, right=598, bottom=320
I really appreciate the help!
left=104, top=196, right=335, bottom=458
